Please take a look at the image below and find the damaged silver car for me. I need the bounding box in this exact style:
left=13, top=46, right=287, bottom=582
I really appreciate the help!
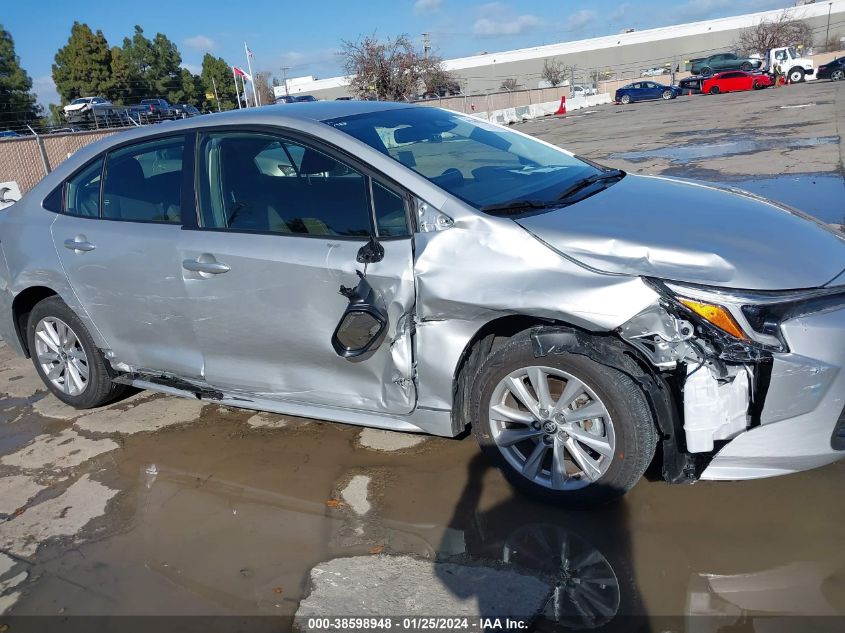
left=1, top=102, right=843, bottom=505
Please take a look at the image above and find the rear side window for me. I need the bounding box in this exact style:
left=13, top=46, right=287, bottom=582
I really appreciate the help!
left=102, top=137, right=184, bottom=223
left=65, top=157, right=103, bottom=217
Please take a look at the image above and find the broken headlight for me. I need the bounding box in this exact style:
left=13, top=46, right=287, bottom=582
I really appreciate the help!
left=644, top=279, right=845, bottom=357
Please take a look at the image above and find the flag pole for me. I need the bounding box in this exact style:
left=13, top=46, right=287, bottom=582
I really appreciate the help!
left=245, top=42, right=259, bottom=106
left=233, top=67, right=242, bottom=109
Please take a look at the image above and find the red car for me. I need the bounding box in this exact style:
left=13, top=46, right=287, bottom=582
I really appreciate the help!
left=702, top=71, right=773, bottom=94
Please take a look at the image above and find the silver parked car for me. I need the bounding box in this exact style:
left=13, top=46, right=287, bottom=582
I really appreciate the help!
left=1, top=102, right=843, bottom=505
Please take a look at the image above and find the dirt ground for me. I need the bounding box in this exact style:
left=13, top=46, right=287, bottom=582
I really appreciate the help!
left=1, top=78, right=844, bottom=632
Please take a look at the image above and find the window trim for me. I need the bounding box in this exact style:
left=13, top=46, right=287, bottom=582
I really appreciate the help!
left=190, top=125, right=413, bottom=241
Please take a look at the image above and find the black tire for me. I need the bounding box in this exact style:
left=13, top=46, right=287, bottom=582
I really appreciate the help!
left=701, top=66, right=712, bottom=77
left=752, top=79, right=760, bottom=90
left=740, top=62, right=752, bottom=72
left=661, top=89, right=672, bottom=100
left=709, top=85, right=720, bottom=95
left=27, top=296, right=127, bottom=408
left=788, top=67, right=805, bottom=83
left=469, top=334, right=657, bottom=506
left=620, top=94, right=631, bottom=105
left=831, top=69, right=844, bottom=82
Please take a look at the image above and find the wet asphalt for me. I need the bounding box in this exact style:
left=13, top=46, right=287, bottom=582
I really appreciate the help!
left=0, top=78, right=844, bottom=631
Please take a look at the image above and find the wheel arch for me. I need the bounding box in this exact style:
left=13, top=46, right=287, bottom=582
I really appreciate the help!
left=12, top=286, right=61, bottom=358
left=451, top=316, right=695, bottom=485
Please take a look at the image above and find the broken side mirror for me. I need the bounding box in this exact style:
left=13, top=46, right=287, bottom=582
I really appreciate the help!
left=332, top=272, right=389, bottom=358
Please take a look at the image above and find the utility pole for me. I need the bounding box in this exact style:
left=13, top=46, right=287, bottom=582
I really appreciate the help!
left=211, top=77, right=221, bottom=112
left=422, top=32, right=431, bottom=58
left=281, top=66, right=291, bottom=96
left=826, top=2, right=833, bottom=51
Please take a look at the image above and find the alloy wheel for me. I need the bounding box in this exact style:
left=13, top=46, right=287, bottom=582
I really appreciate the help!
left=488, top=366, right=616, bottom=491
left=33, top=317, right=89, bottom=396
left=833, top=70, right=844, bottom=81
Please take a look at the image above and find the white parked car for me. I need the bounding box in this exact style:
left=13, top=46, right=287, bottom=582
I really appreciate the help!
left=63, top=97, right=111, bottom=117
left=571, top=85, right=598, bottom=96
left=640, top=68, right=668, bottom=77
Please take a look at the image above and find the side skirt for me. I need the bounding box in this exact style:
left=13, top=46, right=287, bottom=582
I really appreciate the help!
left=124, top=377, right=455, bottom=437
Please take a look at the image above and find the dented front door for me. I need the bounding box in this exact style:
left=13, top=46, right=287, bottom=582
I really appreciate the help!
left=180, top=231, right=417, bottom=414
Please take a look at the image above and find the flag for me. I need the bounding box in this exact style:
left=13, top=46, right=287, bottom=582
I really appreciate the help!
left=246, top=45, right=254, bottom=59
left=233, top=66, right=252, bottom=82
left=205, top=91, right=215, bottom=100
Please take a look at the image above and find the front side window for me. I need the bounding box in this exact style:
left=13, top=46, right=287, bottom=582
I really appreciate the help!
left=65, top=157, right=103, bottom=217
left=102, top=136, right=184, bottom=223
left=197, top=131, right=371, bottom=236
left=326, top=107, right=597, bottom=211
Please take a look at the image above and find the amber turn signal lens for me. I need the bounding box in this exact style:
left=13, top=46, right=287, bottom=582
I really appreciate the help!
left=679, top=298, right=748, bottom=340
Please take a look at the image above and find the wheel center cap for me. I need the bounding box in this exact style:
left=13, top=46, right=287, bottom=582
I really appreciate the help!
left=542, top=421, right=558, bottom=435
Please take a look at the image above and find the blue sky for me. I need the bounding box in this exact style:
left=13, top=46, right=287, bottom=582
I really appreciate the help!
left=4, top=0, right=786, bottom=105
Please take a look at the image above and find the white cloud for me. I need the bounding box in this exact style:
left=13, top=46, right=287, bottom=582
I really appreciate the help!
left=414, top=0, right=442, bottom=15
left=565, top=9, right=597, bottom=32
left=184, top=35, right=216, bottom=51
left=609, top=3, right=632, bottom=22
left=473, top=3, right=541, bottom=37
left=32, top=75, right=59, bottom=107
left=180, top=63, right=201, bottom=75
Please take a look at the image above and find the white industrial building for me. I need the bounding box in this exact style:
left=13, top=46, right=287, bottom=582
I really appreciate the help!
left=274, top=0, right=845, bottom=100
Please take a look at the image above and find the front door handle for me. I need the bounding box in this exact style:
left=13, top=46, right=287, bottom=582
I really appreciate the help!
left=182, top=254, right=230, bottom=275
left=64, top=235, right=96, bottom=252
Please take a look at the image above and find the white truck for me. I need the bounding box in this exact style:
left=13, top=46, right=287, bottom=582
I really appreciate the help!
left=765, top=46, right=815, bottom=83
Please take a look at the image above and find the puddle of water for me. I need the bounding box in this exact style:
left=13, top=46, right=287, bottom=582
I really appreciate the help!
left=0, top=397, right=48, bottom=455
left=614, top=135, right=838, bottom=163
left=7, top=409, right=845, bottom=626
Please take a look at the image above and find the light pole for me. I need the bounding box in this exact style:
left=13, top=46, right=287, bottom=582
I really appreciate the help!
left=826, top=2, right=833, bottom=51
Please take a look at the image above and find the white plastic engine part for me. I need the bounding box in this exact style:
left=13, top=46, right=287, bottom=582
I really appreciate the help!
left=683, top=366, right=750, bottom=453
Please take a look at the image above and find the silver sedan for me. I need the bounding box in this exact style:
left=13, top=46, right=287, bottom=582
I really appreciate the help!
left=1, top=101, right=843, bottom=505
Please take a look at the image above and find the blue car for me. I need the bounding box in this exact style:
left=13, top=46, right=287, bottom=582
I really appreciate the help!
left=615, top=81, right=682, bottom=105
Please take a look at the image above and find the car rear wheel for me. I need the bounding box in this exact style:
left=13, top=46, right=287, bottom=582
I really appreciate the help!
left=27, top=296, right=128, bottom=408
left=661, top=89, right=672, bottom=100
left=740, top=62, right=752, bottom=71
left=620, top=94, right=631, bottom=105
left=709, top=85, right=720, bottom=94
left=469, top=334, right=657, bottom=506
left=832, top=69, right=844, bottom=81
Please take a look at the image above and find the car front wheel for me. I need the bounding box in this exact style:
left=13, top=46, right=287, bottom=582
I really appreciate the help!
left=469, top=334, right=657, bottom=506
left=27, top=296, right=127, bottom=408
left=620, top=94, right=631, bottom=105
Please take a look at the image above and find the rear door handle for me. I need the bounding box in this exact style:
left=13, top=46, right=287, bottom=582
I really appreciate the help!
left=64, top=236, right=96, bottom=252
left=182, top=254, right=230, bottom=275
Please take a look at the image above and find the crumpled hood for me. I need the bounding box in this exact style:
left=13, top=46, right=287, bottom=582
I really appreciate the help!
left=63, top=103, right=89, bottom=112
left=516, top=174, right=845, bottom=290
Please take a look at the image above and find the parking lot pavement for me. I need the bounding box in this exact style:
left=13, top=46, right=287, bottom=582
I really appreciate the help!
left=523, top=79, right=845, bottom=223
left=1, top=82, right=845, bottom=629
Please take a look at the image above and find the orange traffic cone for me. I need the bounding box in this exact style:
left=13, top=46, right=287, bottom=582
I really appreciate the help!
left=555, top=95, right=566, bottom=115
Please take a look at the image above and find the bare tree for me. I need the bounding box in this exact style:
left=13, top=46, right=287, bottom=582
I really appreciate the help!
left=253, top=71, right=275, bottom=105
left=541, top=58, right=568, bottom=87
left=735, top=10, right=813, bottom=55
left=500, top=77, right=518, bottom=91
left=339, top=33, right=454, bottom=101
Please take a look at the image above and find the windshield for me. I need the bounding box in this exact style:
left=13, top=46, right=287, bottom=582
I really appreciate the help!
left=70, top=98, right=88, bottom=105
left=325, top=107, right=598, bottom=211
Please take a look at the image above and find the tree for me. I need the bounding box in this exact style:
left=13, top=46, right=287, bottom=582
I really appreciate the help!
left=200, top=53, right=237, bottom=111
left=422, top=65, right=460, bottom=95
left=121, top=26, right=184, bottom=103
left=254, top=71, right=275, bottom=105
left=52, top=22, right=113, bottom=103
left=0, top=24, right=41, bottom=128
left=541, top=58, right=568, bottom=87
left=500, top=77, right=518, bottom=91
left=735, top=10, right=813, bottom=55
left=340, top=33, right=452, bottom=101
